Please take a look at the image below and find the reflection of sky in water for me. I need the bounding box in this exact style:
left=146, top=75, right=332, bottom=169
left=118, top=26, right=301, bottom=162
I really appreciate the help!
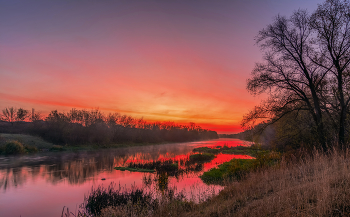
left=0, top=138, right=252, bottom=217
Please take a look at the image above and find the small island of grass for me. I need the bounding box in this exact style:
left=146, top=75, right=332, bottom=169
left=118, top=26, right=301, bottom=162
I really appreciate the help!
left=189, top=153, right=216, bottom=163
left=114, top=167, right=156, bottom=173
left=193, top=145, right=268, bottom=157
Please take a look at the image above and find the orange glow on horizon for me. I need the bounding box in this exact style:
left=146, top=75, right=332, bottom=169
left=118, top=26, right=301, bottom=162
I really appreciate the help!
left=3, top=0, right=307, bottom=134
left=0, top=92, right=246, bottom=133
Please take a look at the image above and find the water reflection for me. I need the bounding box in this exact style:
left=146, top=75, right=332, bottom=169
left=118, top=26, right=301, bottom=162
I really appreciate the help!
left=0, top=139, right=252, bottom=191
left=0, top=138, right=252, bottom=217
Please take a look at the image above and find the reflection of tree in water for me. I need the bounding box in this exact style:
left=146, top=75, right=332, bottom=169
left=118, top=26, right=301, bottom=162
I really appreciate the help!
left=137, top=157, right=209, bottom=193
left=142, top=174, right=153, bottom=187
left=0, top=141, right=226, bottom=191
left=45, top=159, right=99, bottom=185
left=0, top=168, right=29, bottom=191
left=0, top=150, right=136, bottom=190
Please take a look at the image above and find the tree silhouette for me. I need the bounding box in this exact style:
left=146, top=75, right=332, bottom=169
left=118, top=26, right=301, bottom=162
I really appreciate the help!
left=244, top=10, right=327, bottom=150
left=310, top=0, right=350, bottom=146
left=1, top=107, right=17, bottom=123
left=16, top=108, right=29, bottom=121
left=244, top=0, right=350, bottom=149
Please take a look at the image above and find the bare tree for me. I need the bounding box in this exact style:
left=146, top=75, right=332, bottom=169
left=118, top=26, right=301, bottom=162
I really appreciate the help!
left=1, top=107, right=17, bottom=123
left=16, top=108, right=29, bottom=121
left=310, top=0, right=350, bottom=146
left=30, top=109, right=42, bottom=121
left=244, top=10, right=328, bottom=150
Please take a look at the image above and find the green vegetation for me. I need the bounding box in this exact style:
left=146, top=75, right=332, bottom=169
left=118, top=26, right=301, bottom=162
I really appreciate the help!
left=114, top=167, right=156, bottom=173
left=201, top=151, right=281, bottom=184
left=193, top=144, right=267, bottom=157
left=0, top=133, right=62, bottom=155
left=189, top=153, right=215, bottom=162
left=0, top=133, right=56, bottom=149
left=201, top=159, right=255, bottom=183
left=0, top=140, right=40, bottom=155
left=3, top=140, right=26, bottom=154
left=115, top=160, right=180, bottom=175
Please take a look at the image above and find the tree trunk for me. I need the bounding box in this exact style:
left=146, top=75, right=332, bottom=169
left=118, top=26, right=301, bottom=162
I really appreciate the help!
left=308, top=73, right=327, bottom=151
left=337, top=66, right=346, bottom=148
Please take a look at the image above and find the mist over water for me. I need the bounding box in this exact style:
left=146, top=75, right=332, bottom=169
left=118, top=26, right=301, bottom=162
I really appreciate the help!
left=0, top=138, right=252, bottom=217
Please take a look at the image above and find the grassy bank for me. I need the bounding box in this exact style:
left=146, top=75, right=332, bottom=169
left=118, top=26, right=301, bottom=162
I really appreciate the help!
left=0, top=133, right=60, bottom=154
left=62, top=149, right=350, bottom=217
left=200, top=151, right=280, bottom=184
left=188, top=149, right=350, bottom=217
left=0, top=133, right=172, bottom=155
left=193, top=145, right=267, bottom=157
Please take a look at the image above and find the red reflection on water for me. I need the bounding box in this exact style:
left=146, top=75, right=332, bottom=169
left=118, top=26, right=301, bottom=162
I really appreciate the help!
left=120, top=152, right=255, bottom=174
left=124, top=154, right=190, bottom=165
left=0, top=139, right=256, bottom=217
left=203, top=153, right=254, bottom=171
left=190, top=138, right=252, bottom=149
left=158, top=154, right=190, bottom=162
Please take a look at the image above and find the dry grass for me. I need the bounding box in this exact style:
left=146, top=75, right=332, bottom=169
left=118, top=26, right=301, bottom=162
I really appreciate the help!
left=97, top=149, right=350, bottom=217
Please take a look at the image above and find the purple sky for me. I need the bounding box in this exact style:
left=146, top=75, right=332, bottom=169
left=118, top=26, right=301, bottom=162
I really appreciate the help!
left=0, top=0, right=324, bottom=133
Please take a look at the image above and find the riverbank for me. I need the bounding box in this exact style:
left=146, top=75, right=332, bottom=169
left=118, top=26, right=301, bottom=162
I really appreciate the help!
left=84, top=149, right=350, bottom=217
left=0, top=133, right=179, bottom=155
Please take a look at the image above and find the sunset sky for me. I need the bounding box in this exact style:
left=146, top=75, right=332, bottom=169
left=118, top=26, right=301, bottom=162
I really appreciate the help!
left=0, top=0, right=323, bottom=133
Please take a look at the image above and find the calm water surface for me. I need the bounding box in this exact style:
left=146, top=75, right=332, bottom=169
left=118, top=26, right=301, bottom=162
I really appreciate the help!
left=0, top=138, right=252, bottom=217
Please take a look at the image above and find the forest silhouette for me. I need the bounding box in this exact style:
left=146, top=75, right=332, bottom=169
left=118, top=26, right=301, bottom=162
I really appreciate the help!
left=0, top=107, right=218, bottom=145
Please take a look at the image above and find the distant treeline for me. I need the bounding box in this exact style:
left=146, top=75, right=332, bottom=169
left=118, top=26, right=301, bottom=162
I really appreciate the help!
left=0, top=107, right=218, bottom=145
left=219, top=132, right=253, bottom=141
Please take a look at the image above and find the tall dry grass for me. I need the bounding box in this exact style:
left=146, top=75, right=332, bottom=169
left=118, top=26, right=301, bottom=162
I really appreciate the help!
left=96, top=149, right=350, bottom=217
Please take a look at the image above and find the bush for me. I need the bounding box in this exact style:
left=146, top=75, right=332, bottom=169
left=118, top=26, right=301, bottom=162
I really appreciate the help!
left=4, top=140, right=25, bottom=154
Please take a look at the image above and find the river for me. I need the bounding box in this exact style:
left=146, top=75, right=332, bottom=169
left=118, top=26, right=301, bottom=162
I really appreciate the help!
left=0, top=138, right=252, bottom=217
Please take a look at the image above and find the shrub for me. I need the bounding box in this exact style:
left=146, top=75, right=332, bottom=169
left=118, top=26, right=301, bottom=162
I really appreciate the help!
left=4, top=140, right=25, bottom=154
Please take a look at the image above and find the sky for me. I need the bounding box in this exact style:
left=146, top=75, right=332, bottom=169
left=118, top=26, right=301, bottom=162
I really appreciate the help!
left=0, top=0, right=324, bottom=133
